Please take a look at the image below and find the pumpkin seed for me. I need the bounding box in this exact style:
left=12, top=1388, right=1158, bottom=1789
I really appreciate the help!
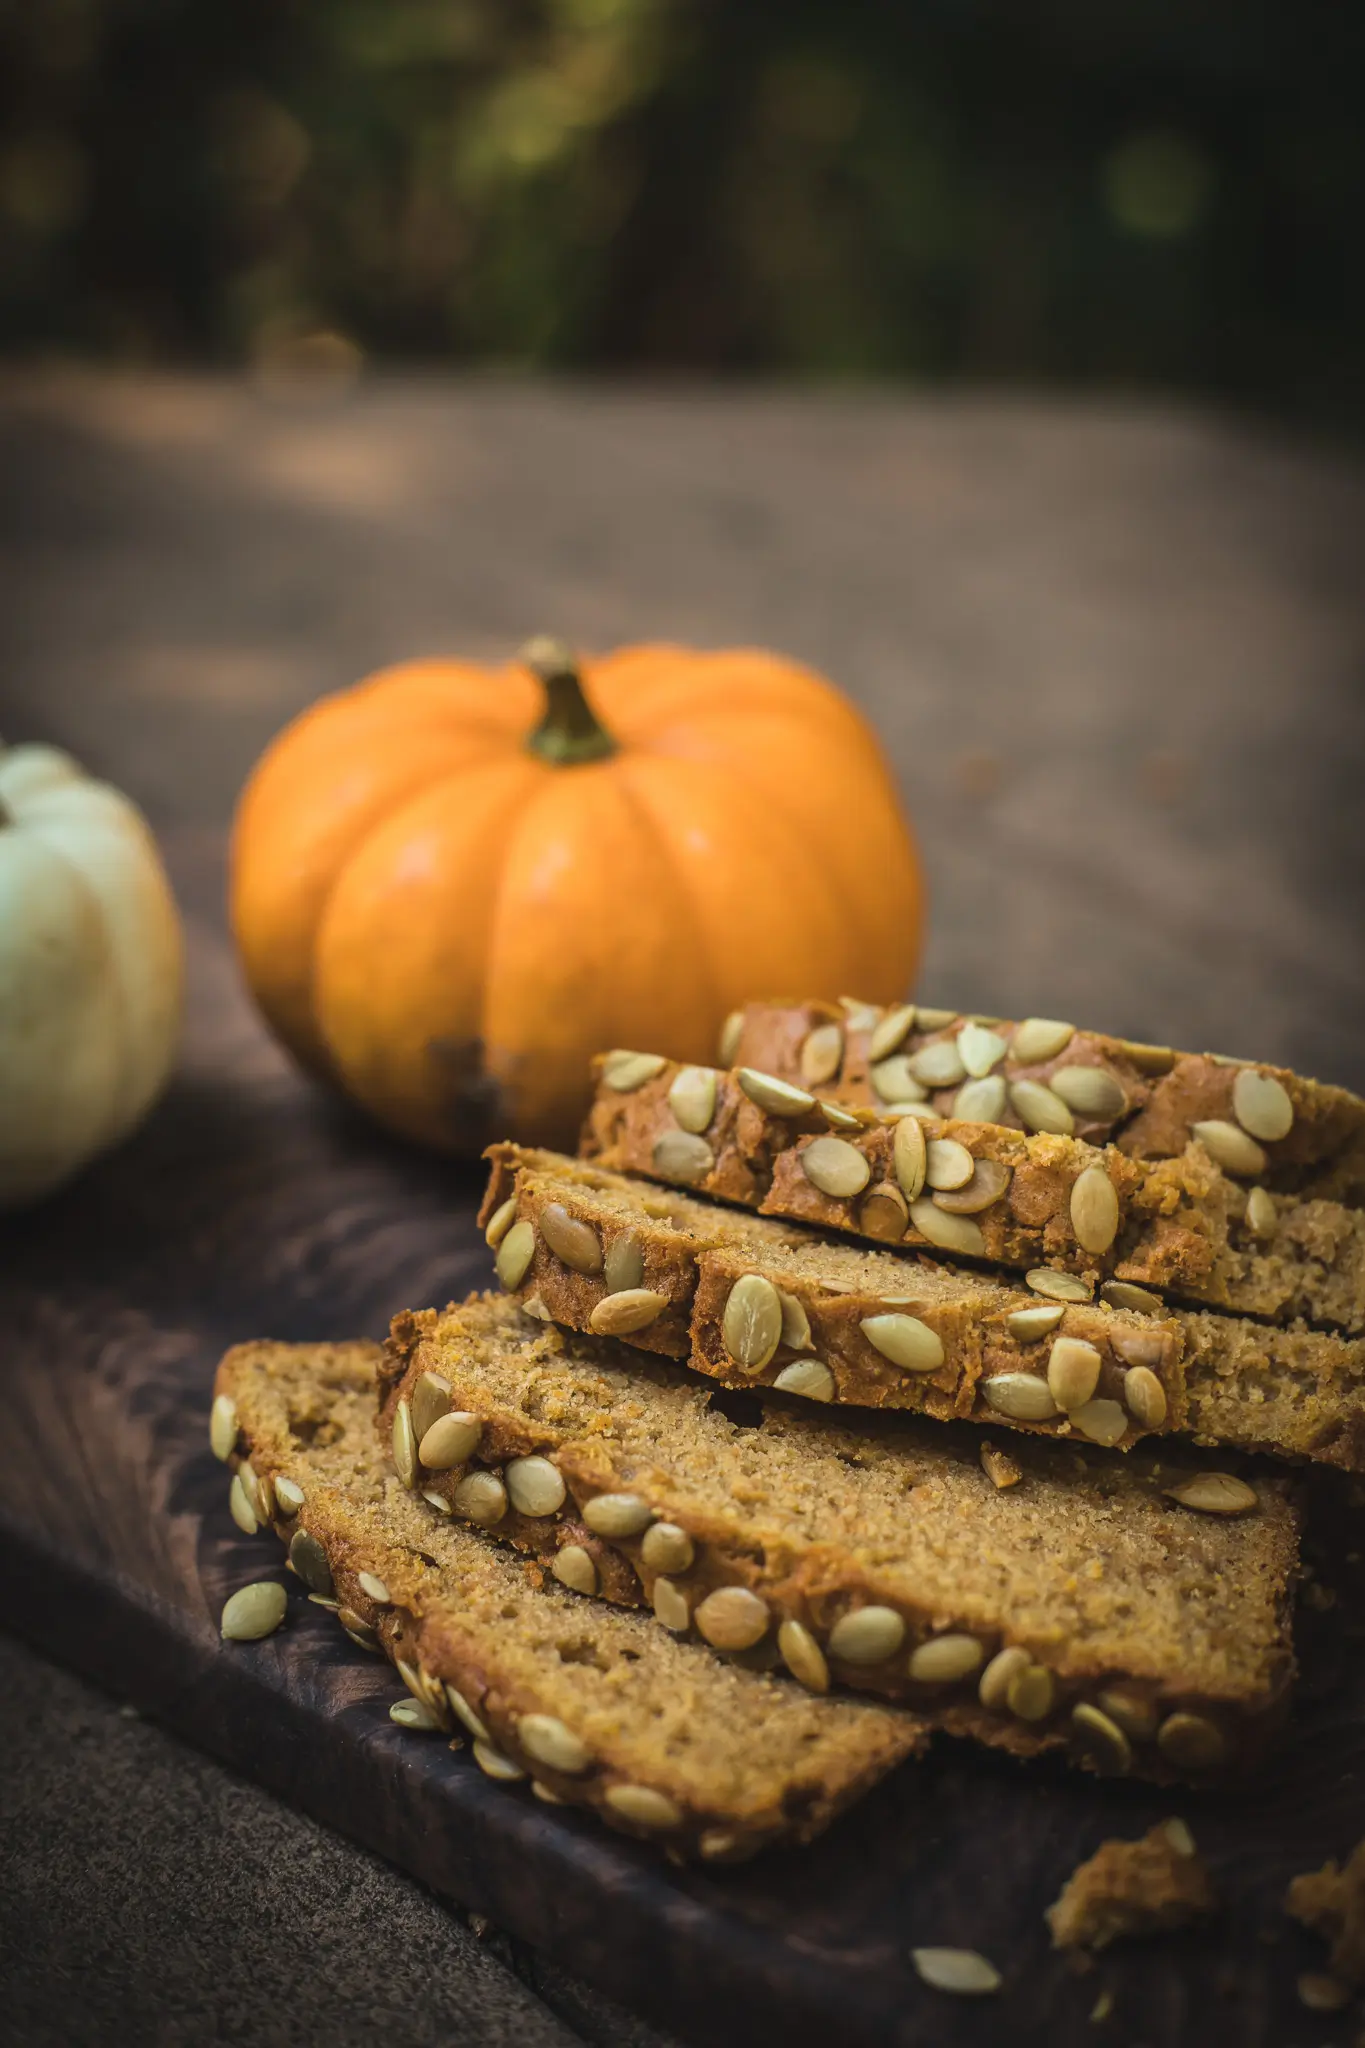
left=390, top=1698, right=443, bottom=1731
left=1157, top=1712, right=1226, bottom=1772
left=652, top=1576, right=691, bottom=1632
left=958, top=1022, right=1007, bottom=1077
left=1072, top=1398, right=1128, bottom=1446
left=925, top=1137, right=974, bottom=1190
left=589, top=1288, right=668, bottom=1336
left=737, top=1067, right=815, bottom=1118
left=289, top=1528, right=333, bottom=1597
left=911, top=1949, right=1001, bottom=1997
left=1232, top=1067, right=1294, bottom=1142
left=888, top=1101, right=940, bottom=1123
left=860, top=1313, right=944, bottom=1374
left=505, top=1456, right=567, bottom=1518
left=1005, top=1303, right=1065, bottom=1342
left=1096, top=1687, right=1159, bottom=1743
left=518, top=1713, right=592, bottom=1775
left=421, top=1489, right=452, bottom=1515
left=582, top=1492, right=654, bottom=1538
left=358, top=1571, right=390, bottom=1605
left=858, top=1181, right=909, bottom=1240
left=603, top=1232, right=645, bottom=1293
left=521, top=1293, right=551, bottom=1321
left=1124, top=1366, right=1168, bottom=1429
left=722, top=1273, right=784, bottom=1371
left=868, top=1002, right=917, bottom=1062
left=799, top=1022, right=844, bottom=1088
left=933, top=1159, right=1012, bottom=1213
left=410, top=1370, right=452, bottom=1443
left=552, top=1544, right=598, bottom=1596
left=909, top=1634, right=984, bottom=1684
left=419, top=1411, right=483, bottom=1469
left=1165, top=1472, right=1258, bottom=1515
left=870, top=1054, right=925, bottom=1102
left=801, top=1135, right=872, bottom=1199
left=1190, top=1119, right=1267, bottom=1177
left=981, top=1373, right=1058, bottom=1422
left=1297, top=1974, right=1351, bottom=2013
left=1120, top=1039, right=1176, bottom=1074
left=1072, top=1702, right=1132, bottom=1775
left=274, top=1476, right=305, bottom=1515
left=909, top=1198, right=986, bottom=1257
left=602, top=1050, right=667, bottom=1092
left=1009, top=1078, right=1074, bottom=1136
left=397, top=1659, right=443, bottom=1713
left=640, top=1521, right=695, bottom=1574
left=668, top=1065, right=718, bottom=1133
left=237, top=1460, right=263, bottom=1522
left=539, top=1202, right=602, bottom=1275
left=979, top=1644, right=1032, bottom=1710
left=604, top=1784, right=683, bottom=1830
left=1007, top=1663, right=1056, bottom=1721
left=210, top=1394, right=239, bottom=1462
left=777, top=1288, right=813, bottom=1351
left=892, top=1113, right=928, bottom=1200
left=773, top=1358, right=836, bottom=1402
left=221, top=1581, right=288, bottom=1641
left=828, top=1605, right=905, bottom=1665
left=1112, top=1324, right=1171, bottom=1368
left=818, top=1098, right=866, bottom=1131
left=953, top=1075, right=1007, bottom=1123
left=451, top=1470, right=508, bottom=1527
left=840, top=997, right=882, bottom=1032
left=777, top=1619, right=830, bottom=1693
left=914, top=1006, right=960, bottom=1031
left=339, top=1608, right=382, bottom=1653
left=473, top=1740, right=526, bottom=1783
left=909, top=1040, right=967, bottom=1089
left=694, top=1586, right=770, bottom=1651
left=1244, top=1186, right=1277, bottom=1239
left=228, top=1473, right=258, bottom=1534
left=484, top=1197, right=517, bottom=1250
left=447, top=1684, right=490, bottom=1742
left=1026, top=1267, right=1093, bottom=1303
left=980, top=1441, right=1023, bottom=1490
left=255, top=1472, right=278, bottom=1524
left=652, top=1131, right=714, bottom=1183
left=1010, top=1018, right=1075, bottom=1064
left=495, top=1220, right=536, bottom=1291
left=1051, top=1065, right=1127, bottom=1120
left=1069, top=1165, right=1120, bottom=1254
left=1046, top=1337, right=1101, bottom=1412
left=719, top=1010, right=743, bottom=1065
left=1100, top=1280, right=1162, bottom=1314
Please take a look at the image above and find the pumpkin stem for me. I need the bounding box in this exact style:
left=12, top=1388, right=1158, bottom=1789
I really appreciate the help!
left=522, top=637, right=617, bottom=767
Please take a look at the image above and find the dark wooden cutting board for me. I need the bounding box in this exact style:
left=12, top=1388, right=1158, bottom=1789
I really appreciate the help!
left=0, top=830, right=1362, bottom=2048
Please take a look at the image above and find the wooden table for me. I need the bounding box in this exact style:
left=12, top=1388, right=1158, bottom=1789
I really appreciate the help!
left=2, top=372, right=1364, bottom=2048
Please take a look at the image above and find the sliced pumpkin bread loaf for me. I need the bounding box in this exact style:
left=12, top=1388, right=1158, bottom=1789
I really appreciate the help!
left=580, top=1054, right=1365, bottom=1331
left=213, top=1336, right=925, bottom=1859
left=378, top=1294, right=1302, bottom=1783
left=722, top=998, right=1365, bottom=1203
left=481, top=1146, right=1365, bottom=1469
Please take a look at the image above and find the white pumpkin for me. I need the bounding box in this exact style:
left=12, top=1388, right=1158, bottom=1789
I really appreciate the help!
left=0, top=740, right=183, bottom=1207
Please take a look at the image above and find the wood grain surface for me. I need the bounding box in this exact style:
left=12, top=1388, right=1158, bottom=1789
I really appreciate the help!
left=2, top=372, right=1365, bottom=2047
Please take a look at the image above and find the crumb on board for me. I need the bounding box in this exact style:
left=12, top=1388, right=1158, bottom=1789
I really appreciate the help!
left=1047, top=1820, right=1215, bottom=1952
left=1286, top=1837, right=1365, bottom=1988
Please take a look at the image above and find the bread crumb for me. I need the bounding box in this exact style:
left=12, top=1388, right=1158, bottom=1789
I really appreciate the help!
left=980, top=1441, right=1022, bottom=1490
left=1286, top=1838, right=1365, bottom=1986
left=1047, top=1820, right=1215, bottom=1951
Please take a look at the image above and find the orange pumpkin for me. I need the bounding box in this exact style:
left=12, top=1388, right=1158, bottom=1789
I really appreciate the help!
left=230, top=638, right=923, bottom=1153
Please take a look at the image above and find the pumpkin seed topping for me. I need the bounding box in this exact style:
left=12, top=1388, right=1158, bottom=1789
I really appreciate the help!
left=909, top=1197, right=986, bottom=1256
left=799, top=1022, right=844, bottom=1087
left=869, top=1054, right=925, bottom=1102
left=210, top=1394, right=239, bottom=1462
left=641, top=1521, right=695, bottom=1574
left=552, top=1545, right=598, bottom=1596
left=604, top=1784, right=684, bottom=1831
left=237, top=1460, right=263, bottom=1521
left=411, top=1370, right=453, bottom=1443
left=933, top=1158, right=1011, bottom=1213
left=1157, top=1712, right=1226, bottom=1772
left=1071, top=1398, right=1129, bottom=1447
left=892, top=1113, right=928, bottom=1200
left=589, top=1288, right=669, bottom=1336
left=505, top=1455, right=567, bottom=1517
left=446, top=1684, right=490, bottom=1741
left=1009, top=1078, right=1074, bottom=1136
left=914, top=1006, right=960, bottom=1031
left=495, top=1219, right=536, bottom=1291
left=1026, top=1267, right=1094, bottom=1303
left=1046, top=1337, right=1102, bottom=1412
left=422, top=1489, right=453, bottom=1515
left=1051, top=1065, right=1127, bottom=1120
left=858, top=1181, right=909, bottom=1240
left=1006, top=1303, right=1065, bottom=1342
left=1244, top=1186, right=1278, bottom=1239
left=1232, top=1067, right=1294, bottom=1142
left=419, top=1411, right=483, bottom=1470
left=801, top=1134, right=872, bottom=1199
left=777, top=1619, right=830, bottom=1693
left=582, top=1491, right=654, bottom=1538
left=868, top=1002, right=917, bottom=1062
left=483, top=1197, right=517, bottom=1250
left=1072, top=1702, right=1132, bottom=1775
left=909, top=1634, right=984, bottom=1684
left=1007, top=1663, right=1056, bottom=1721
left=719, top=1010, right=744, bottom=1065
left=979, top=1645, right=1032, bottom=1711
left=911, top=1949, right=1001, bottom=1997
left=828, top=1605, right=905, bottom=1665
left=818, top=1098, right=866, bottom=1131
left=777, top=1287, right=813, bottom=1351
left=603, top=1232, right=645, bottom=1292
left=389, top=1699, right=441, bottom=1731
left=1123, top=1366, right=1168, bottom=1429
left=888, top=1101, right=940, bottom=1123
left=909, top=1040, right=967, bottom=1089
left=1100, top=1280, right=1163, bottom=1314
left=737, top=1067, right=816, bottom=1118
left=1010, top=1017, right=1075, bottom=1064
left=925, top=1137, right=975, bottom=1190
left=981, top=1373, right=1058, bottom=1422
left=958, top=1022, right=1007, bottom=1077
left=1120, top=1039, right=1176, bottom=1074
left=602, top=1049, right=667, bottom=1092
left=1165, top=1472, right=1258, bottom=1515
left=221, top=1581, right=288, bottom=1641
left=274, top=1476, right=305, bottom=1515
left=1096, top=1688, right=1160, bottom=1743
left=473, top=1741, right=526, bottom=1783
left=519, top=1713, right=592, bottom=1775
left=1190, top=1119, right=1267, bottom=1177
left=339, top=1609, right=382, bottom=1654
left=652, top=1130, right=714, bottom=1183
left=694, top=1586, right=770, bottom=1651
left=1297, top=1974, right=1352, bottom=2014
left=228, top=1473, right=259, bottom=1535
left=539, top=1202, right=603, bottom=1274
left=722, top=1273, right=784, bottom=1370
left=1070, top=1163, right=1120, bottom=1253
left=652, top=1576, right=691, bottom=1632
left=772, top=1358, right=836, bottom=1402
left=451, top=1470, right=508, bottom=1527
left=953, top=1075, right=1007, bottom=1123
left=840, top=997, right=882, bottom=1031
left=357, top=1571, right=390, bottom=1605
left=860, top=1313, right=945, bottom=1374
left=668, top=1064, right=718, bottom=1133
left=288, top=1528, right=333, bottom=1597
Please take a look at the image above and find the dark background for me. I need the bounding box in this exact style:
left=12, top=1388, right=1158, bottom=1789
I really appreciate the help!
left=2, top=0, right=1364, bottom=434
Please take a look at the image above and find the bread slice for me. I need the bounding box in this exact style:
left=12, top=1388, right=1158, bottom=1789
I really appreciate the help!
left=214, top=1337, right=925, bottom=1860
left=724, top=998, right=1365, bottom=1203
left=378, top=1294, right=1302, bottom=1783
left=480, top=1146, right=1365, bottom=1470
left=580, top=1055, right=1365, bottom=1331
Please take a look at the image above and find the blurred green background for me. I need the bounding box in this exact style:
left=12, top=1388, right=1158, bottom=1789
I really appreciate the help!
left=2, top=0, right=1362, bottom=429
